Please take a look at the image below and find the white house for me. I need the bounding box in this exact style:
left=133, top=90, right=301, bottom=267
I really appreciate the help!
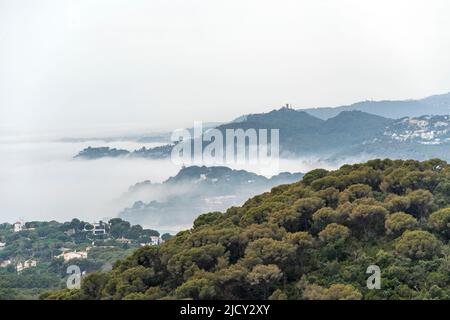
left=16, top=259, right=37, bottom=273
left=140, top=236, right=161, bottom=247
left=56, top=250, right=88, bottom=262
left=150, top=236, right=161, bottom=245
left=93, top=223, right=107, bottom=236
left=0, top=260, right=12, bottom=268
left=13, top=221, right=23, bottom=232
left=0, top=242, right=6, bottom=250
left=84, top=222, right=108, bottom=237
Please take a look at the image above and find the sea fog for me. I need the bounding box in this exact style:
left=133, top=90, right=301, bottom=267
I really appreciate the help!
left=0, top=138, right=180, bottom=224
left=0, top=137, right=370, bottom=232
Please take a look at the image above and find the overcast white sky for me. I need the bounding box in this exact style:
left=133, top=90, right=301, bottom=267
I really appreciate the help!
left=1, top=0, right=450, bottom=137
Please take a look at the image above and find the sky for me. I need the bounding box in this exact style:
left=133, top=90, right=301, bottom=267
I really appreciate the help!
left=2, top=0, right=450, bottom=138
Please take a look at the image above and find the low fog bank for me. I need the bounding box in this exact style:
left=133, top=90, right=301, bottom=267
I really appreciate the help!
left=0, top=138, right=374, bottom=231
left=118, top=155, right=377, bottom=232
left=0, top=139, right=180, bottom=224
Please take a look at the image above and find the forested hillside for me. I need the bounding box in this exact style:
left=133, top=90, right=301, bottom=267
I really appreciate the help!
left=42, top=159, right=450, bottom=300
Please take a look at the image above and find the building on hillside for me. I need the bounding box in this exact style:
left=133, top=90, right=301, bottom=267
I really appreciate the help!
left=83, top=222, right=108, bottom=237
left=0, top=260, right=12, bottom=268
left=92, top=223, right=107, bottom=236
left=13, top=221, right=23, bottom=232
left=0, top=242, right=6, bottom=250
left=12, top=221, right=35, bottom=232
left=116, top=237, right=132, bottom=244
left=64, top=228, right=76, bottom=236
left=150, top=236, right=161, bottom=245
left=16, top=259, right=37, bottom=273
left=140, top=236, right=162, bottom=247
left=56, top=250, right=88, bottom=262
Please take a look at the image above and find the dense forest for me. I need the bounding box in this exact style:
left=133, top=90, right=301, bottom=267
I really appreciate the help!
left=42, top=159, right=450, bottom=300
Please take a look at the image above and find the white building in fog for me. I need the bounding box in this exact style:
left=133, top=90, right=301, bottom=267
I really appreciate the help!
left=13, top=221, right=23, bottom=232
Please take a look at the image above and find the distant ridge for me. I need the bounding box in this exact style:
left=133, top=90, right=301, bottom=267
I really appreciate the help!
left=299, top=92, right=450, bottom=119
left=216, top=109, right=393, bottom=155
left=74, top=91, right=450, bottom=163
left=120, top=165, right=303, bottom=229
left=76, top=109, right=450, bottom=161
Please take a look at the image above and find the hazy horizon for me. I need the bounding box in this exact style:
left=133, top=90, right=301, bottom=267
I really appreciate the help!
left=2, top=0, right=450, bottom=138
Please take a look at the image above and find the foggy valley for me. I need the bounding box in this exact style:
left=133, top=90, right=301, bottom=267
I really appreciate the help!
left=0, top=135, right=358, bottom=232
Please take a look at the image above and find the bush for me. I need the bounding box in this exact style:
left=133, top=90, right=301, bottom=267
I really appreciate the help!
left=385, top=212, right=418, bottom=237
left=396, top=230, right=441, bottom=260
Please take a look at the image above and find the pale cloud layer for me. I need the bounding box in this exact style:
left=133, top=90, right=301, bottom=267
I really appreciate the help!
left=1, top=0, right=450, bottom=137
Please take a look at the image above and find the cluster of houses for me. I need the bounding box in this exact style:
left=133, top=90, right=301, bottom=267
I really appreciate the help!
left=0, top=259, right=38, bottom=273
left=0, top=221, right=40, bottom=272
left=50, top=235, right=164, bottom=263
left=11, top=220, right=164, bottom=245
left=0, top=220, right=165, bottom=273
